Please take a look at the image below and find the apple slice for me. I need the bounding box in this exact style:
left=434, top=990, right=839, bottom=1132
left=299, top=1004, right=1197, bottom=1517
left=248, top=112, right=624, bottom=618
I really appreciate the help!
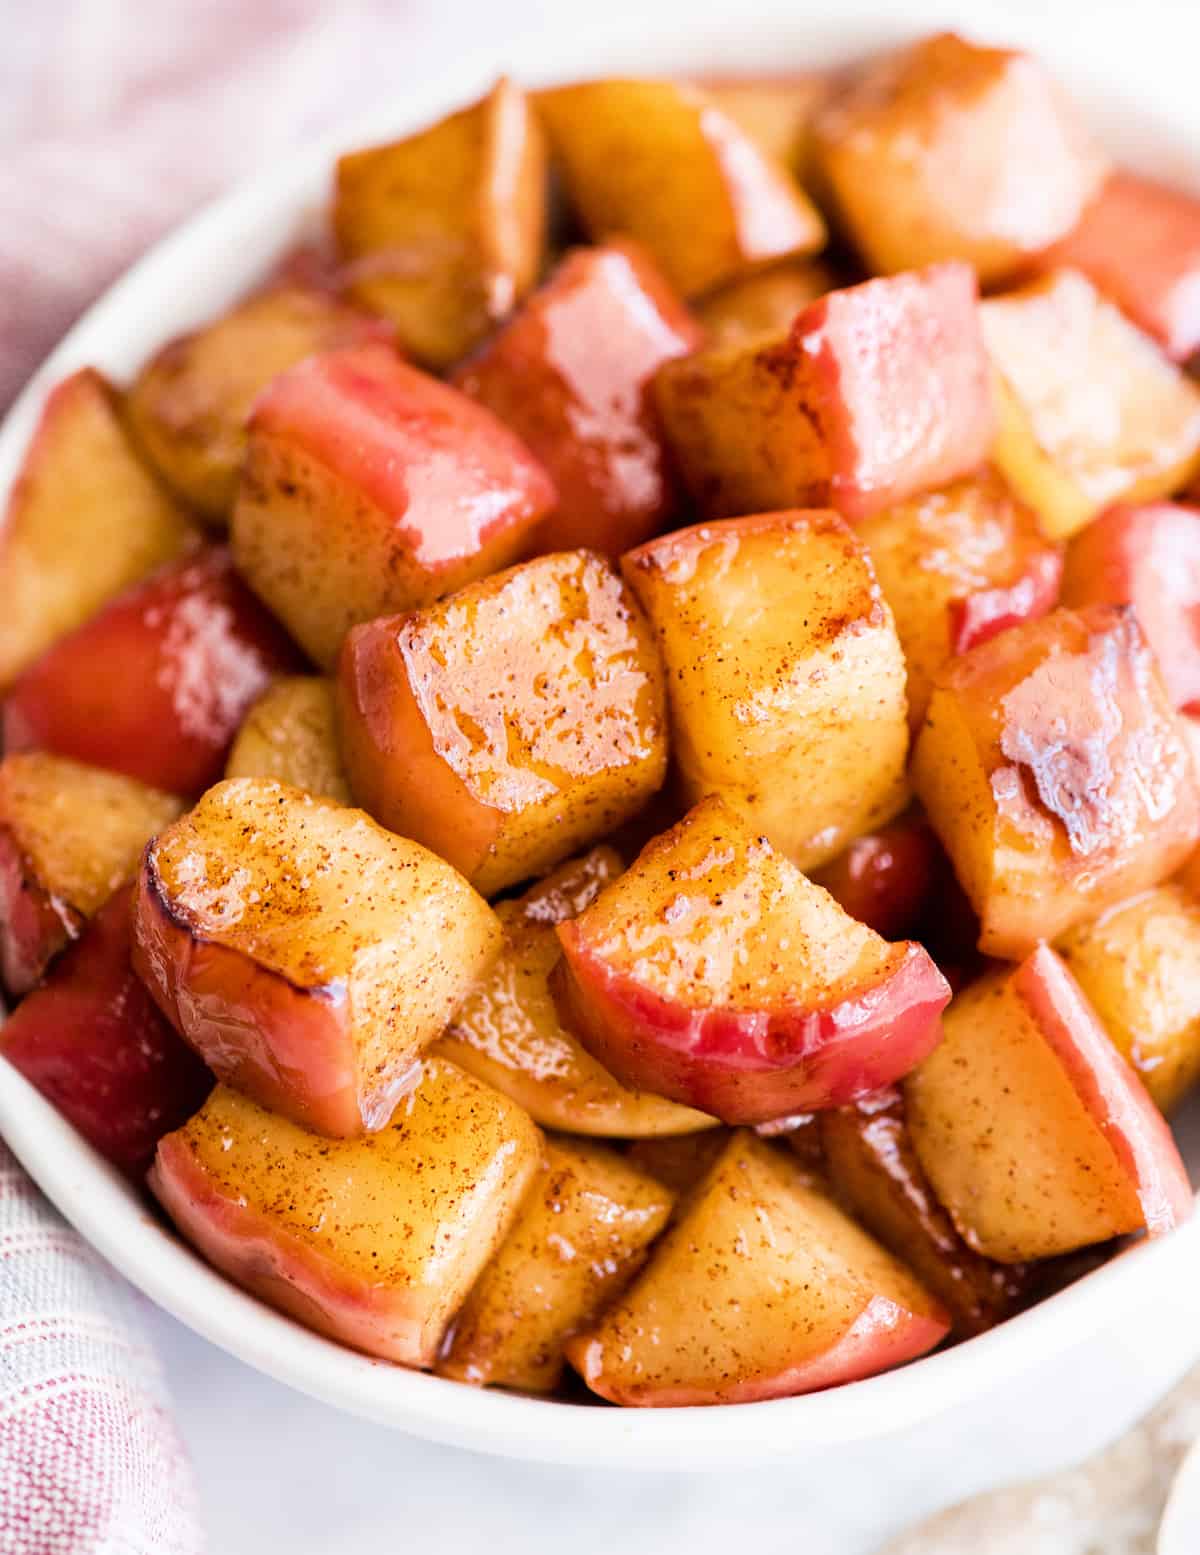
left=132, top=777, right=501, bottom=1136
left=438, top=1138, right=673, bottom=1392
left=0, top=368, right=195, bottom=689
left=3, top=547, right=301, bottom=796
left=452, top=241, right=703, bottom=556
left=1, top=886, right=211, bottom=1173
left=434, top=847, right=714, bottom=1136
left=566, top=1131, right=948, bottom=1405
left=230, top=342, right=556, bottom=666
left=336, top=550, right=667, bottom=896
left=912, top=606, right=1200, bottom=957
left=150, top=1060, right=541, bottom=1367
left=810, top=815, right=940, bottom=942
left=906, top=948, right=1193, bottom=1262
left=552, top=796, right=950, bottom=1124
left=655, top=262, right=995, bottom=522
left=1060, top=502, right=1200, bottom=714
left=0, top=753, right=182, bottom=996
left=225, top=676, right=351, bottom=803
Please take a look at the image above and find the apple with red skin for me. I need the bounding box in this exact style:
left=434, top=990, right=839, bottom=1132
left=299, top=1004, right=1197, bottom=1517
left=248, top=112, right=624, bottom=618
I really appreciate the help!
left=4, top=547, right=301, bottom=795
left=0, top=823, right=82, bottom=996
left=949, top=545, right=1064, bottom=655
left=1, top=886, right=212, bottom=1174
left=811, top=816, right=940, bottom=940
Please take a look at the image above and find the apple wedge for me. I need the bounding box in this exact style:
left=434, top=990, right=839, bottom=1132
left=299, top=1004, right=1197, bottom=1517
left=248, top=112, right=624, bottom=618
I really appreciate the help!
left=438, top=1138, right=673, bottom=1392
left=452, top=241, right=702, bottom=556
left=566, top=1132, right=949, bottom=1405
left=231, top=342, right=556, bottom=666
left=912, top=606, right=1200, bottom=957
left=150, top=1060, right=541, bottom=1367
left=552, top=796, right=950, bottom=1124
left=435, top=848, right=713, bottom=1136
left=225, top=676, right=351, bottom=803
left=625, top=1129, right=731, bottom=1198
left=906, top=948, right=1193, bottom=1263
left=1, top=886, right=211, bottom=1173
left=132, top=778, right=501, bottom=1136
left=336, top=550, right=667, bottom=896
left=4, top=547, right=300, bottom=796
left=655, top=263, right=995, bottom=523
left=622, top=510, right=909, bottom=871
left=0, top=753, right=182, bottom=996
left=0, top=368, right=195, bottom=689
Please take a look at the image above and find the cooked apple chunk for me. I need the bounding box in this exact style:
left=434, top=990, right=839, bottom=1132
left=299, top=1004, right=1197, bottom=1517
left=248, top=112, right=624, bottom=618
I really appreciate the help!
left=230, top=342, right=556, bottom=666
left=623, top=511, right=909, bottom=871
left=225, top=676, right=351, bottom=803
left=553, top=797, right=950, bottom=1124
left=150, top=1062, right=541, bottom=1367
left=3, top=547, right=300, bottom=796
left=856, top=468, right=1062, bottom=728
left=337, top=550, right=667, bottom=896
left=126, top=284, right=389, bottom=521
left=912, top=606, right=1200, bottom=957
left=0, top=369, right=195, bottom=689
left=813, top=33, right=1107, bottom=284
left=655, top=263, right=995, bottom=522
left=810, top=815, right=940, bottom=942
left=438, top=1138, right=673, bottom=1392
left=625, top=1129, right=731, bottom=1198
left=0, top=753, right=182, bottom=997
left=435, top=848, right=713, bottom=1136
left=566, top=1132, right=948, bottom=1405
left=695, top=73, right=834, bottom=186
left=132, top=778, right=501, bottom=1136
left=906, top=948, right=1193, bottom=1263
left=536, top=79, right=825, bottom=299
left=695, top=259, right=836, bottom=349
left=452, top=241, right=702, bottom=556
left=981, top=270, right=1200, bottom=539
left=1058, top=886, right=1200, bottom=1114
left=334, top=78, right=546, bottom=368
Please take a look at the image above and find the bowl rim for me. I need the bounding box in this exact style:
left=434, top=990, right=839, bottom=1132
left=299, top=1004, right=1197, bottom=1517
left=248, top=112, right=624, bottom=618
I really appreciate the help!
left=2, top=0, right=1199, bottom=1469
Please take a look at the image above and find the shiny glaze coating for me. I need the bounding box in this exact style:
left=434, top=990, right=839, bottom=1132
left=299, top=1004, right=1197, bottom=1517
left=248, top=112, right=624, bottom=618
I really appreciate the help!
left=566, top=1132, right=948, bottom=1405
left=4, top=546, right=301, bottom=795
left=435, top=847, right=713, bottom=1136
left=132, top=778, right=500, bottom=1137
left=1, top=886, right=212, bottom=1174
left=453, top=241, right=703, bottom=556
left=231, top=342, right=556, bottom=666
left=912, top=605, right=1200, bottom=957
left=224, top=675, right=351, bottom=803
left=337, top=549, right=668, bottom=896
left=149, top=1062, right=542, bottom=1367
left=553, top=796, right=950, bottom=1124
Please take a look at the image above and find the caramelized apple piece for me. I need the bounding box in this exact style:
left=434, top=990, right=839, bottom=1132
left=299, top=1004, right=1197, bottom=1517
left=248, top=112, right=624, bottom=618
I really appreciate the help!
left=126, top=284, right=389, bottom=521
left=912, top=606, right=1200, bottom=957
left=334, top=78, right=546, bottom=368
left=553, top=797, right=950, bottom=1124
left=695, top=259, right=836, bottom=349
left=536, top=78, right=825, bottom=298
left=3, top=547, right=300, bottom=796
left=1059, top=885, right=1200, bottom=1113
left=857, top=468, right=1062, bottom=728
left=439, top=1138, right=673, bottom=1392
left=655, top=263, right=994, bottom=522
left=150, top=1062, right=541, bottom=1366
left=906, top=948, right=1193, bottom=1262
left=337, top=550, right=667, bottom=896
left=0, top=753, right=182, bottom=996
left=452, top=241, right=702, bottom=555
left=566, top=1132, right=948, bottom=1405
left=981, top=270, right=1200, bottom=539
left=814, top=33, right=1106, bottom=284
left=225, top=676, right=350, bottom=803
left=695, top=73, right=834, bottom=185
left=623, top=511, right=908, bottom=871
left=133, top=778, right=500, bottom=1136
left=820, top=1089, right=1032, bottom=1336
left=811, top=816, right=940, bottom=941
left=231, top=342, right=556, bottom=666
left=435, top=848, right=713, bottom=1136
left=0, top=887, right=211, bottom=1173
left=0, top=369, right=194, bottom=689
left=624, top=1129, right=731, bottom=1198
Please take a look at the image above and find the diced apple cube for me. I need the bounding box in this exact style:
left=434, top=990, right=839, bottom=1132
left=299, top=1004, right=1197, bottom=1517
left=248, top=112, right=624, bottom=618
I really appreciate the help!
left=694, top=73, right=834, bottom=186
left=225, top=676, right=351, bottom=803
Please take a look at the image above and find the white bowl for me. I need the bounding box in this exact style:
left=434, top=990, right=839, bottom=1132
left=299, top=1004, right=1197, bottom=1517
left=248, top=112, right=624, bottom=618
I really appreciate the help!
left=2, top=0, right=1200, bottom=1478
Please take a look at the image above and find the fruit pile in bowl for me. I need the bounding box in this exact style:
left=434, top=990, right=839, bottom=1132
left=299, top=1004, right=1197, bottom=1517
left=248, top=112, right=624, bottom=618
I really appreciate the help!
left=3, top=27, right=1200, bottom=1410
